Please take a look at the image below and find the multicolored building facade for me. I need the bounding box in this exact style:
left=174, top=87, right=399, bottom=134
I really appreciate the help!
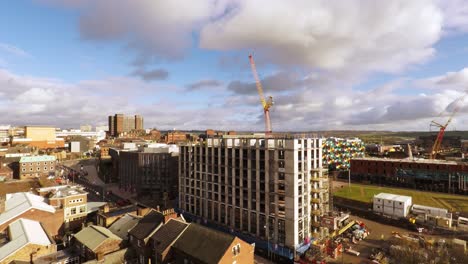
left=323, top=137, right=365, bottom=171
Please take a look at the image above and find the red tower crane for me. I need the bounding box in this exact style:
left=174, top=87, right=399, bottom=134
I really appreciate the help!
left=249, top=54, right=274, bottom=134
left=430, top=91, right=467, bottom=159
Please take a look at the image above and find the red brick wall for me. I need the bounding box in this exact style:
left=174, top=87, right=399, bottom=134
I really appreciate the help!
left=351, top=159, right=468, bottom=177
left=0, top=209, right=64, bottom=238
left=2, top=243, right=56, bottom=263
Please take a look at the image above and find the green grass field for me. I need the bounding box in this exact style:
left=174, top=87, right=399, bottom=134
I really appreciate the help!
left=333, top=183, right=468, bottom=213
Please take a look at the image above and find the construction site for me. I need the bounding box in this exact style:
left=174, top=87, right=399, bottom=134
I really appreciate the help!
left=187, top=55, right=468, bottom=263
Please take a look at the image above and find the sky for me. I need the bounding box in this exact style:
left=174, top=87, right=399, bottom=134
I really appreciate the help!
left=1, top=0, right=468, bottom=131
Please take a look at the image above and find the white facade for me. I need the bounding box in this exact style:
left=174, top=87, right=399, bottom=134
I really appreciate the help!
left=56, top=130, right=106, bottom=142
left=373, top=203, right=383, bottom=213
left=373, top=193, right=412, bottom=218
left=80, top=125, right=92, bottom=132
left=95, top=125, right=108, bottom=132
left=411, top=204, right=448, bottom=217
left=70, top=142, right=81, bottom=153
left=141, top=143, right=179, bottom=154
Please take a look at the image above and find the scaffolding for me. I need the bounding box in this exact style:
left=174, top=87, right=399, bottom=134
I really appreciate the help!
left=310, top=168, right=330, bottom=238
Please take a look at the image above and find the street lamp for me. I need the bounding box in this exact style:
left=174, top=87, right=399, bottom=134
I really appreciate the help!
left=264, top=225, right=269, bottom=259
left=348, top=169, right=351, bottom=188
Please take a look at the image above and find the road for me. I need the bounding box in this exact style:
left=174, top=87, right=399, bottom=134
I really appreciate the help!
left=56, top=163, right=127, bottom=204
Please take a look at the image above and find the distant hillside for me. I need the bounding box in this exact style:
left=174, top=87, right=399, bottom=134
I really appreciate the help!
left=312, top=130, right=468, bottom=144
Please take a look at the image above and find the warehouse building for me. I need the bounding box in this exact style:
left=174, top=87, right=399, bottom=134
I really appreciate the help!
left=351, top=157, right=468, bottom=194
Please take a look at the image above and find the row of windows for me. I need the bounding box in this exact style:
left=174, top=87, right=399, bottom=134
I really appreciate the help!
left=182, top=202, right=288, bottom=245
left=22, top=167, right=54, bottom=172
left=69, top=198, right=84, bottom=204
left=356, top=161, right=450, bottom=170
left=21, top=161, right=54, bottom=166
left=66, top=205, right=86, bottom=216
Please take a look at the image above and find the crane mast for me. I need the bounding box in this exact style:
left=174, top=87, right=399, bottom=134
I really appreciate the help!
left=249, top=54, right=273, bottom=134
left=430, top=91, right=467, bottom=159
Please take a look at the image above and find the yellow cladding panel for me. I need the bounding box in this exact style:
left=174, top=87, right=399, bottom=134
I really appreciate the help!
left=25, top=126, right=56, bottom=141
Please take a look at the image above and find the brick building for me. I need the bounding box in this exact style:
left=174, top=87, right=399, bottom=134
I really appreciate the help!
left=0, top=218, right=57, bottom=263
left=108, top=114, right=144, bottom=137
left=0, top=163, right=13, bottom=180
left=163, top=132, right=188, bottom=144
left=38, top=185, right=88, bottom=231
left=16, top=126, right=65, bottom=149
left=112, top=144, right=179, bottom=205
left=0, top=192, right=64, bottom=238
left=149, top=218, right=188, bottom=264
left=129, top=209, right=179, bottom=264
left=97, top=204, right=149, bottom=228
left=171, top=223, right=254, bottom=264
left=146, top=129, right=161, bottom=141
left=351, top=157, right=468, bottom=194
left=73, top=225, right=122, bottom=262
left=19, top=155, right=56, bottom=179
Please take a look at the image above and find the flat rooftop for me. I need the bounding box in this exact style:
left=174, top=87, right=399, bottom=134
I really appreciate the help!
left=352, top=156, right=467, bottom=165
left=40, top=185, right=87, bottom=198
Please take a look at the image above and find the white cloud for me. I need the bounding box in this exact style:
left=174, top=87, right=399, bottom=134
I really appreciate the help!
left=414, top=68, right=468, bottom=93
left=437, top=0, right=468, bottom=33
left=15, top=1, right=468, bottom=131
left=44, top=0, right=468, bottom=75
left=72, top=0, right=220, bottom=64
left=0, top=43, right=31, bottom=58
left=201, top=0, right=442, bottom=73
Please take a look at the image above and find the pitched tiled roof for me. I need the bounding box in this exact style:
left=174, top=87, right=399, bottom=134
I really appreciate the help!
left=128, top=210, right=164, bottom=240
left=109, top=214, right=142, bottom=240
left=74, top=225, right=122, bottom=251
left=101, top=204, right=138, bottom=218
left=172, top=224, right=235, bottom=263
left=0, top=218, right=52, bottom=262
left=150, top=219, right=188, bottom=254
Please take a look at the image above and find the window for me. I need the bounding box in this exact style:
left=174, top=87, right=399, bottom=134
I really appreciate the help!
left=232, top=243, right=241, bottom=256
left=70, top=208, right=76, bottom=215
left=44, top=167, right=47, bottom=170
left=50, top=167, right=54, bottom=170
left=22, top=168, right=25, bottom=172
left=37, top=167, right=40, bottom=171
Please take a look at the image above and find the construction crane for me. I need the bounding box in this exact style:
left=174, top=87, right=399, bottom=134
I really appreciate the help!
left=249, top=54, right=274, bottom=134
left=430, top=91, right=467, bottom=159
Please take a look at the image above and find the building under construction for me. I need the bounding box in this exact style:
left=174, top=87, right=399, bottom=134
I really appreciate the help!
left=351, top=157, right=468, bottom=194
left=178, top=135, right=330, bottom=259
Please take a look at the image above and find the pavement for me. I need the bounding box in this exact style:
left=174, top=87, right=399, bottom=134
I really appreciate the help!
left=254, top=255, right=276, bottom=264
left=69, top=162, right=105, bottom=186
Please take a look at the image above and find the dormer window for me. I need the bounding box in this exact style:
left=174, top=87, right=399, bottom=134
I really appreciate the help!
left=232, top=243, right=241, bottom=256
